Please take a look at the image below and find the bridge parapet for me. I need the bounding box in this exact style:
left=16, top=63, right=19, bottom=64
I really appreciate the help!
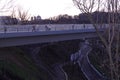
left=0, top=24, right=107, bottom=33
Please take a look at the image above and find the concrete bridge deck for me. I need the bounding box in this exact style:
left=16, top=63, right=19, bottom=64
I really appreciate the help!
left=0, top=24, right=105, bottom=47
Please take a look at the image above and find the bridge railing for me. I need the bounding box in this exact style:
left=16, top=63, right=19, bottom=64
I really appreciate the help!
left=0, top=24, right=107, bottom=33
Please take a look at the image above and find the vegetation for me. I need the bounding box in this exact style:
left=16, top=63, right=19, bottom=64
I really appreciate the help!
left=5, top=11, right=120, bottom=25
left=0, top=47, right=51, bottom=80
left=1, top=0, right=120, bottom=80
left=73, top=0, right=120, bottom=79
left=0, top=40, right=88, bottom=80
left=88, top=44, right=110, bottom=78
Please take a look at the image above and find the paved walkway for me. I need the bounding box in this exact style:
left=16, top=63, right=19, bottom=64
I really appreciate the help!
left=71, top=42, right=107, bottom=80
left=30, top=47, right=67, bottom=80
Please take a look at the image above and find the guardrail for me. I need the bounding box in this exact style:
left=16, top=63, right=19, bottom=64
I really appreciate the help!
left=0, top=24, right=107, bottom=33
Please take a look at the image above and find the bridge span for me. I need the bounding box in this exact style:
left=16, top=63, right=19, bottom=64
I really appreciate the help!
left=0, top=24, right=105, bottom=47
left=0, top=29, right=104, bottom=48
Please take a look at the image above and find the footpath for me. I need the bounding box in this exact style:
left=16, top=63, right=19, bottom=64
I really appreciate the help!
left=71, top=41, right=107, bottom=80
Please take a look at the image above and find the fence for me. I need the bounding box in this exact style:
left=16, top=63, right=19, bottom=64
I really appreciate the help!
left=0, top=24, right=107, bottom=33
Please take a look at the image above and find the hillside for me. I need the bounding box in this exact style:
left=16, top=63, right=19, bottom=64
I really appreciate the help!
left=0, top=40, right=87, bottom=80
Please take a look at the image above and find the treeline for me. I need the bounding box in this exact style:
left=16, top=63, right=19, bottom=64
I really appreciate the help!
left=3, top=11, right=120, bottom=25
left=28, top=11, right=120, bottom=24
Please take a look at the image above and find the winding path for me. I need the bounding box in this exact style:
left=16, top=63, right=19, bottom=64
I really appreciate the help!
left=30, top=47, right=67, bottom=80
left=71, top=42, right=107, bottom=80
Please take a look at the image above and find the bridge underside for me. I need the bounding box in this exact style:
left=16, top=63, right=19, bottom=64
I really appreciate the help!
left=0, top=30, right=102, bottom=48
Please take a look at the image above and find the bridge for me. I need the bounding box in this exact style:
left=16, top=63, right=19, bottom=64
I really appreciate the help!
left=0, top=24, right=105, bottom=47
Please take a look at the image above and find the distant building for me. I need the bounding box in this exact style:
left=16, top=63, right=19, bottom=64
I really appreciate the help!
left=0, top=16, right=18, bottom=25
left=31, top=15, right=41, bottom=21
left=30, top=15, right=42, bottom=24
left=36, top=15, right=41, bottom=20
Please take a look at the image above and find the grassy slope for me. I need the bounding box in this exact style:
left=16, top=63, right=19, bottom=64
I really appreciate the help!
left=0, top=40, right=87, bottom=80
left=0, top=47, right=51, bottom=80
left=88, top=45, right=110, bottom=78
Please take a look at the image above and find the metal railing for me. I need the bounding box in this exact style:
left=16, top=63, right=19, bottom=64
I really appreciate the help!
left=0, top=24, right=107, bottom=33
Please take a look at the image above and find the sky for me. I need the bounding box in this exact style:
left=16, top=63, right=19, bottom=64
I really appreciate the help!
left=15, top=0, right=80, bottom=19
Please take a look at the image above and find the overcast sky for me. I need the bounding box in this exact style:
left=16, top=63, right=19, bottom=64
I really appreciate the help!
left=15, top=0, right=80, bottom=19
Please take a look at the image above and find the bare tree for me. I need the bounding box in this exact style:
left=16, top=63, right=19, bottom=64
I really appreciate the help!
left=17, top=7, right=30, bottom=22
left=11, top=7, right=16, bottom=18
left=73, top=0, right=120, bottom=80
left=10, top=6, right=30, bottom=24
left=0, top=0, right=14, bottom=12
left=0, top=0, right=15, bottom=25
